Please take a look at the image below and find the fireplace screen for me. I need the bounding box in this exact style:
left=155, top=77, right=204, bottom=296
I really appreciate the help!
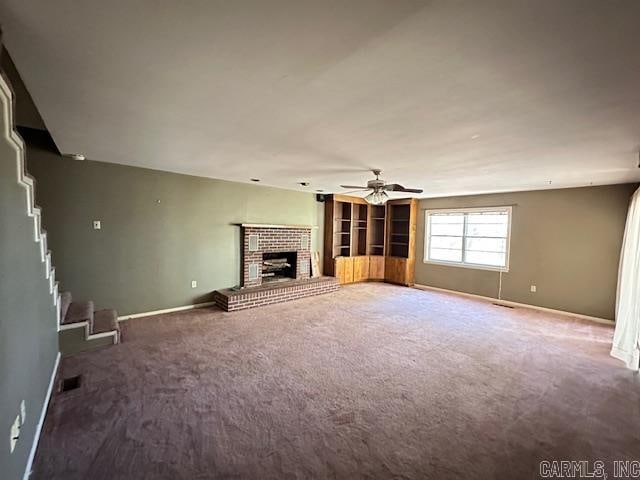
left=262, top=252, right=297, bottom=283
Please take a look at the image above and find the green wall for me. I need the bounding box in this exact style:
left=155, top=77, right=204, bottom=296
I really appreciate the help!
left=26, top=141, right=324, bottom=316
left=415, top=184, right=636, bottom=320
left=0, top=88, right=59, bottom=479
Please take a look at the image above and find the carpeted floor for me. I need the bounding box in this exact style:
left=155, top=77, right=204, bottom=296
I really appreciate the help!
left=33, top=283, right=639, bottom=480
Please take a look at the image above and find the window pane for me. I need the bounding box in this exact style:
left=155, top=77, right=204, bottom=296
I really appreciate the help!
left=430, top=222, right=464, bottom=236
left=465, top=237, right=506, bottom=253
left=465, top=251, right=506, bottom=267
left=429, top=213, right=464, bottom=236
left=426, top=208, right=510, bottom=269
left=429, top=248, right=463, bottom=262
left=465, top=212, right=508, bottom=238
left=430, top=236, right=463, bottom=250
left=465, top=221, right=508, bottom=238
left=430, top=213, right=464, bottom=224
left=466, top=213, right=507, bottom=224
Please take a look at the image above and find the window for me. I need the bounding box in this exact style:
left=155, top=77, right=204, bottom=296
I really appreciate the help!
left=424, top=207, right=512, bottom=271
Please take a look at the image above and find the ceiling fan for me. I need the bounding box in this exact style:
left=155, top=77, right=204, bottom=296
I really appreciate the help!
left=340, top=169, right=423, bottom=205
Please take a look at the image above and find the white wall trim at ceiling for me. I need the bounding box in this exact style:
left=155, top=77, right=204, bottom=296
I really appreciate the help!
left=413, top=283, right=615, bottom=326
left=117, top=301, right=217, bottom=322
left=23, top=351, right=60, bottom=480
left=0, top=73, right=61, bottom=322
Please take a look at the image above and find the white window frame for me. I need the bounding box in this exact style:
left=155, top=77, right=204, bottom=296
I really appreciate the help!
left=423, top=206, right=512, bottom=272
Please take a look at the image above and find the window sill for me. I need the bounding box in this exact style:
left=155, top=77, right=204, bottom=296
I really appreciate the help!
left=423, top=259, right=509, bottom=273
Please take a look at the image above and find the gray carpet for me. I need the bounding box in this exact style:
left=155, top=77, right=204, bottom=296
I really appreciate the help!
left=33, top=283, right=640, bottom=479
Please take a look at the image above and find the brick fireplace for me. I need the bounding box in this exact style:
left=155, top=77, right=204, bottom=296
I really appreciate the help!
left=213, top=223, right=339, bottom=311
left=241, top=224, right=312, bottom=288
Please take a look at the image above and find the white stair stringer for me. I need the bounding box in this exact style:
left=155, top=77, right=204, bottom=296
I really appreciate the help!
left=59, top=321, right=119, bottom=344
left=0, top=73, right=61, bottom=328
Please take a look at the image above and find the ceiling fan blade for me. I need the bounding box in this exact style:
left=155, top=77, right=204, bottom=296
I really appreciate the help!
left=383, top=184, right=423, bottom=193
left=396, top=187, right=424, bottom=193
left=340, top=189, right=370, bottom=195
left=340, top=185, right=368, bottom=189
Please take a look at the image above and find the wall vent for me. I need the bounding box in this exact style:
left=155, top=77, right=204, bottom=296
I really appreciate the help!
left=300, top=234, right=309, bottom=250
left=60, top=375, right=81, bottom=392
left=248, top=263, right=260, bottom=281
left=299, top=261, right=308, bottom=275
left=248, top=234, right=259, bottom=252
left=492, top=303, right=515, bottom=309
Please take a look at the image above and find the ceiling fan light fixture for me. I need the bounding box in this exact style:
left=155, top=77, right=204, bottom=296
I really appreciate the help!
left=365, top=190, right=389, bottom=205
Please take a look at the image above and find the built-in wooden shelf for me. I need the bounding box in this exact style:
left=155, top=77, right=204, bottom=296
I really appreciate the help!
left=324, top=195, right=417, bottom=286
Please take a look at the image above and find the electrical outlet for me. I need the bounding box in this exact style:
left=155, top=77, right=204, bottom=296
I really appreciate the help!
left=10, top=414, right=20, bottom=453
left=93, top=220, right=101, bottom=230
left=191, top=280, right=197, bottom=289
left=530, top=285, right=537, bottom=293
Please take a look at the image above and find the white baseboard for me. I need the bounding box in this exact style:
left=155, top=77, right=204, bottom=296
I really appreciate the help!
left=117, top=301, right=216, bottom=322
left=23, top=351, right=60, bottom=480
left=87, top=331, right=118, bottom=341
left=58, top=321, right=88, bottom=331
left=413, top=284, right=615, bottom=326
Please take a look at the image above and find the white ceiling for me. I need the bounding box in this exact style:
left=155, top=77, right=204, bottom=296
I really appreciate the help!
left=2, top=0, right=640, bottom=197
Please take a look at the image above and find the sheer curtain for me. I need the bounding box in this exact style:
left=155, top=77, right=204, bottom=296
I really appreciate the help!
left=611, top=186, right=640, bottom=370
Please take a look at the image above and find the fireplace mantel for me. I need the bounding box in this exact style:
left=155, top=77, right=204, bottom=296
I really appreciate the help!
left=236, top=223, right=318, bottom=229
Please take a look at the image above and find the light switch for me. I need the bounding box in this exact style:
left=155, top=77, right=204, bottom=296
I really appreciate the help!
left=93, top=220, right=101, bottom=230
left=191, top=280, right=197, bottom=289
left=530, top=285, right=537, bottom=293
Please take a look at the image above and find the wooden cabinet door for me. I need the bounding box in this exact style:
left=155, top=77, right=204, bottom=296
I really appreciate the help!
left=384, top=257, right=407, bottom=285
left=369, top=256, right=385, bottom=280
left=335, top=257, right=354, bottom=284
left=352, top=256, right=370, bottom=282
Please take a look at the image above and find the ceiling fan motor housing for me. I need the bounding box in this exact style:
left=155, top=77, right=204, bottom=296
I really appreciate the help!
left=367, top=178, right=386, bottom=190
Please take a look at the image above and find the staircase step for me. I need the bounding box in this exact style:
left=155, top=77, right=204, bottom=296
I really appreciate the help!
left=92, top=309, right=119, bottom=335
left=59, top=291, right=72, bottom=322
left=63, top=300, right=94, bottom=326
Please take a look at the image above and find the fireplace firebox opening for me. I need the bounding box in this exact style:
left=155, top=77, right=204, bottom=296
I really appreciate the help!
left=262, top=252, right=297, bottom=283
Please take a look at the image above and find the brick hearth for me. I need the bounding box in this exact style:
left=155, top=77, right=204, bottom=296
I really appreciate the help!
left=214, top=276, right=339, bottom=311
